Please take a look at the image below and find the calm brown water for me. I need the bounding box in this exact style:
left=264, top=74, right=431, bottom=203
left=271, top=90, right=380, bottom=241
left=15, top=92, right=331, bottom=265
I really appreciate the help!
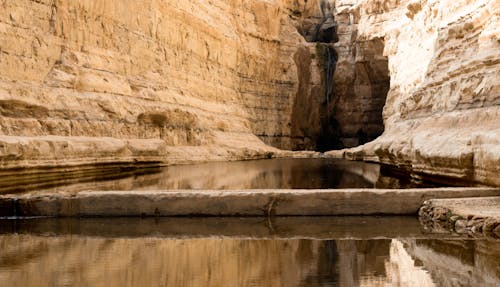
left=1, top=159, right=483, bottom=286
left=0, top=217, right=498, bottom=287
left=1, top=158, right=438, bottom=194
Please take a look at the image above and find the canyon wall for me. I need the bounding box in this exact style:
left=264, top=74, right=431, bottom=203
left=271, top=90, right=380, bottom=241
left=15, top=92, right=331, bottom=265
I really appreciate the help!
left=0, top=0, right=328, bottom=171
left=336, top=0, right=499, bottom=186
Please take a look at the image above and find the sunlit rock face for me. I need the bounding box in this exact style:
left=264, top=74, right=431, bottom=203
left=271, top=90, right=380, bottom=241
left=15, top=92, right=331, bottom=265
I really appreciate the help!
left=0, top=0, right=349, bottom=168
left=343, top=0, right=500, bottom=186
left=0, top=0, right=319, bottom=169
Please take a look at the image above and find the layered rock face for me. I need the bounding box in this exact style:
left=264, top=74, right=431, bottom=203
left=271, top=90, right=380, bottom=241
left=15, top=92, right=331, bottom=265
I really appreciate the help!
left=0, top=0, right=319, bottom=170
left=340, top=0, right=500, bottom=186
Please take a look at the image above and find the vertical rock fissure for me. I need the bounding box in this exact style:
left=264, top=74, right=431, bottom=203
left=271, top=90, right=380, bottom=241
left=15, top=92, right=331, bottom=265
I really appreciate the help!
left=292, top=5, right=390, bottom=151
left=347, top=38, right=390, bottom=147
left=317, top=43, right=341, bottom=152
left=291, top=3, right=341, bottom=152
left=325, top=45, right=336, bottom=108
left=313, top=17, right=329, bottom=42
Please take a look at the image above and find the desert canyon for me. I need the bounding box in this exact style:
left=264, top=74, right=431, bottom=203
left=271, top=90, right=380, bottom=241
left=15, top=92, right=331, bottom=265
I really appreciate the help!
left=0, top=1, right=499, bottom=285
left=0, top=0, right=498, bottom=187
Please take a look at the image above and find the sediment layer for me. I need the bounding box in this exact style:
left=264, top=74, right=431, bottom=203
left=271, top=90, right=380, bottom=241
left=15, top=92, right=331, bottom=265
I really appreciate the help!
left=0, top=0, right=326, bottom=168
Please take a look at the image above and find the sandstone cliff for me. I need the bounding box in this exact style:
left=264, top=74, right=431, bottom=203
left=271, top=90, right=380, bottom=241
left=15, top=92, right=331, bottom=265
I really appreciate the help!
left=0, top=0, right=320, bottom=172
left=336, top=0, right=499, bottom=186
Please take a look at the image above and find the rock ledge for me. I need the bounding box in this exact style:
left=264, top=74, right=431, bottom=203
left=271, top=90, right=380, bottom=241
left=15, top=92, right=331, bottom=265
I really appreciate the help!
left=419, top=196, right=500, bottom=239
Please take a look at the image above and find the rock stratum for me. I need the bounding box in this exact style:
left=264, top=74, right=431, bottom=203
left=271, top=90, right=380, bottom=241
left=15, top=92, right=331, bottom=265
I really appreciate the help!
left=0, top=0, right=498, bottom=186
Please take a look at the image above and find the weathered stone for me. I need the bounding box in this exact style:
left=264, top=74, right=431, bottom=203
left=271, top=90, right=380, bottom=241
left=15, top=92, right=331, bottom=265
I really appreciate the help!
left=419, top=196, right=500, bottom=238
left=432, top=207, right=449, bottom=221
left=455, top=220, right=468, bottom=234
left=483, top=218, right=499, bottom=233
left=471, top=224, right=483, bottom=234
left=1, top=187, right=498, bottom=217
left=449, top=215, right=461, bottom=224
left=494, top=225, right=500, bottom=237
left=337, top=0, right=500, bottom=186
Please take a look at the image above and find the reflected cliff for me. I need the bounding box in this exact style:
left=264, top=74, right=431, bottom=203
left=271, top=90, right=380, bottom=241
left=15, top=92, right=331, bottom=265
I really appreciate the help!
left=0, top=218, right=498, bottom=287
left=0, top=217, right=500, bottom=287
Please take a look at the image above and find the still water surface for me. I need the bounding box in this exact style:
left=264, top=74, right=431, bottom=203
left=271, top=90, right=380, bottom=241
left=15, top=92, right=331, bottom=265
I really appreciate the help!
left=1, top=159, right=484, bottom=286
left=0, top=217, right=498, bottom=287
left=1, top=159, right=438, bottom=194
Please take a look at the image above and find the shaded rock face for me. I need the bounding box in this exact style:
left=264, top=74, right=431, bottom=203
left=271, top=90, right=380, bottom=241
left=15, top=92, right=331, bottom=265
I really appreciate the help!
left=290, top=32, right=343, bottom=151
left=332, top=6, right=390, bottom=149
left=290, top=0, right=391, bottom=152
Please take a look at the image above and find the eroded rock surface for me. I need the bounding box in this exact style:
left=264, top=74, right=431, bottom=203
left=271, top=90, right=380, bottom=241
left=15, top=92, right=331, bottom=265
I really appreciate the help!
left=419, top=197, right=500, bottom=239
left=0, top=0, right=328, bottom=170
left=337, top=0, right=500, bottom=186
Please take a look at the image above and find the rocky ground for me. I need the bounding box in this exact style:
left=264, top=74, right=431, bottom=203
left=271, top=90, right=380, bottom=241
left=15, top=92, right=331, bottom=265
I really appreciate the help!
left=419, top=197, right=500, bottom=239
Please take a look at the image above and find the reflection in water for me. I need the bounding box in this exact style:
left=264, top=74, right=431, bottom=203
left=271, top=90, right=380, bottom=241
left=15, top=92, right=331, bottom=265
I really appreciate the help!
left=401, top=239, right=500, bottom=287
left=0, top=218, right=498, bottom=287
left=0, top=236, right=392, bottom=287
left=2, top=159, right=439, bottom=195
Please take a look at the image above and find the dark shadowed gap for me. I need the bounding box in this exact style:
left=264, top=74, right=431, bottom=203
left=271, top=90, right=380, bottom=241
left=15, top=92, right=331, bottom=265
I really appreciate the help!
left=318, top=37, right=390, bottom=151
left=291, top=10, right=341, bottom=151
left=291, top=10, right=390, bottom=152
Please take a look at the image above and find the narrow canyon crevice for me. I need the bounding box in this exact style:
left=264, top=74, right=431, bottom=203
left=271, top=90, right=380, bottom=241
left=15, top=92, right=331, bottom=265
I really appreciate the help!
left=290, top=7, right=340, bottom=151
left=291, top=6, right=390, bottom=152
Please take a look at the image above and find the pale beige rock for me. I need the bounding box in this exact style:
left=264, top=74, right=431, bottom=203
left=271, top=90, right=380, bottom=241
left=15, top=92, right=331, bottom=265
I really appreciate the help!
left=0, top=0, right=337, bottom=168
left=335, top=0, right=500, bottom=186
left=0, top=0, right=316, bottom=169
